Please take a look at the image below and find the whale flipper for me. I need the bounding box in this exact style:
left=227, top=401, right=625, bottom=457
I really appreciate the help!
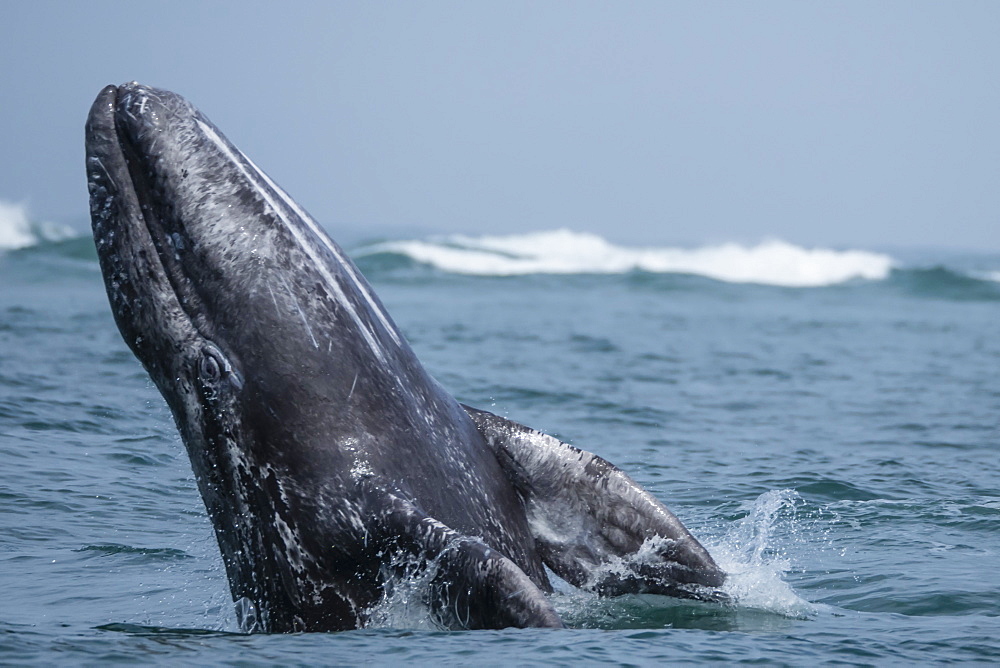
left=462, top=406, right=726, bottom=600
left=369, top=489, right=565, bottom=629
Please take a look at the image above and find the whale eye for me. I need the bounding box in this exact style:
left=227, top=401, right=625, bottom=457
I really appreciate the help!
left=199, top=352, right=222, bottom=384
left=197, top=343, right=243, bottom=390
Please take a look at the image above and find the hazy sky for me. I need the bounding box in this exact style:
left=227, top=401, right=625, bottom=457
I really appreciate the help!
left=2, top=1, right=998, bottom=249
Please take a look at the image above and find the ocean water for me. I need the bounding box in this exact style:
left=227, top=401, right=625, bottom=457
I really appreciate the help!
left=1, top=213, right=998, bottom=665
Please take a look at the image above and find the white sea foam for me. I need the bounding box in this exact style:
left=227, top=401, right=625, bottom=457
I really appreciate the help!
left=0, top=201, right=37, bottom=250
left=0, top=200, right=75, bottom=250
left=360, top=229, right=894, bottom=287
left=982, top=271, right=1000, bottom=283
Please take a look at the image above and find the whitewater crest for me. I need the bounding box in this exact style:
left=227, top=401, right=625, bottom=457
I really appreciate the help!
left=0, top=201, right=75, bottom=251
left=358, top=229, right=894, bottom=287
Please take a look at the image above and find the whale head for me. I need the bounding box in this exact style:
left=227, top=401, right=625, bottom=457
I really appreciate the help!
left=85, top=82, right=415, bottom=630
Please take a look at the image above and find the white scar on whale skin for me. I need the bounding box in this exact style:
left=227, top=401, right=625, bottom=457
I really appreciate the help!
left=238, top=150, right=402, bottom=349
left=194, top=118, right=388, bottom=363
left=279, top=274, right=319, bottom=350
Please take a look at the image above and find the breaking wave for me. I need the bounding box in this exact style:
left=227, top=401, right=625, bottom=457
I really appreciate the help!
left=357, top=230, right=894, bottom=287
left=0, top=200, right=75, bottom=251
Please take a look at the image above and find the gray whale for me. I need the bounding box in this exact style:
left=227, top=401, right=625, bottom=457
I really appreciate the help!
left=85, top=82, right=725, bottom=632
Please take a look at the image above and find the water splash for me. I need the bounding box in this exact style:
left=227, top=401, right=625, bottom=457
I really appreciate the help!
left=364, top=492, right=818, bottom=629
left=357, top=229, right=894, bottom=287
left=710, top=489, right=817, bottom=618
left=234, top=596, right=265, bottom=633
left=363, top=547, right=452, bottom=630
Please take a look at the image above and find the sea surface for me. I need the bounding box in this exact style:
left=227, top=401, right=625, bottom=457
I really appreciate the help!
left=1, top=213, right=998, bottom=665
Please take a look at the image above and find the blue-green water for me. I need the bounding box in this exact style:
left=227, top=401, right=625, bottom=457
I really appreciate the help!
left=1, top=231, right=998, bottom=665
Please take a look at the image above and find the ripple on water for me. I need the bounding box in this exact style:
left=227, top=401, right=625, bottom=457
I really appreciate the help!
left=75, top=544, right=194, bottom=564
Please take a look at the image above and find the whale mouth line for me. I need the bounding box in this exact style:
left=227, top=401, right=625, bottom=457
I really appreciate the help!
left=97, top=84, right=212, bottom=339
left=116, top=87, right=190, bottom=306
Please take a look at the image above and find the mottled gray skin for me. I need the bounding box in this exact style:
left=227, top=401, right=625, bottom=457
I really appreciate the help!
left=85, top=82, right=724, bottom=632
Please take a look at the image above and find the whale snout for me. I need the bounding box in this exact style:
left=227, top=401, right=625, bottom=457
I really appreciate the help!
left=112, top=82, right=196, bottom=153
